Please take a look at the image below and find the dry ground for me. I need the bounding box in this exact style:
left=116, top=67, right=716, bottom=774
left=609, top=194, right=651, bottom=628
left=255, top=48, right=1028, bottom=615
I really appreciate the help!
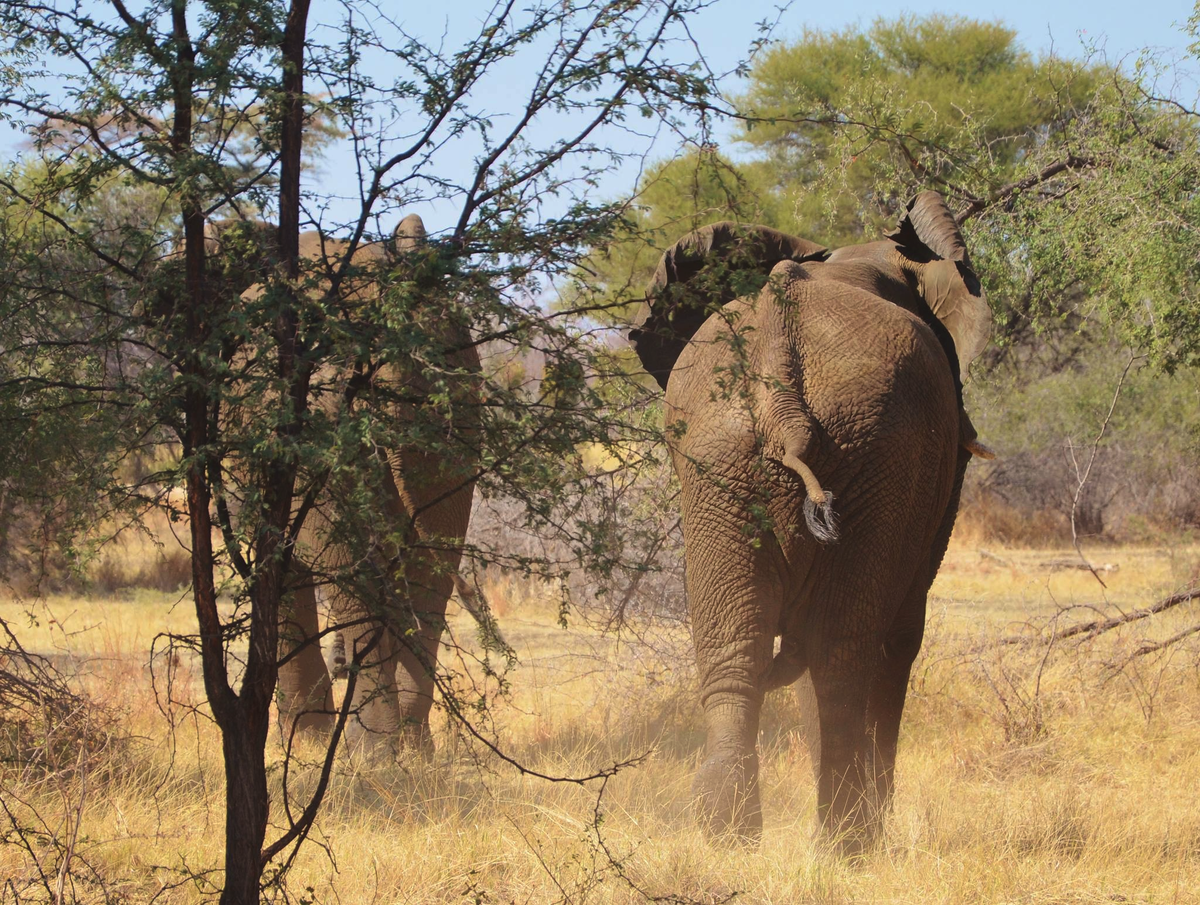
left=3, top=539, right=1200, bottom=904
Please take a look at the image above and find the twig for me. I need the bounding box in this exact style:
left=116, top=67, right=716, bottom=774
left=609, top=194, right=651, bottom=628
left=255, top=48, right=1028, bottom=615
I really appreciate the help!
left=54, top=745, right=89, bottom=904
left=955, top=154, right=1096, bottom=224
left=505, top=816, right=576, bottom=904
left=1067, top=351, right=1139, bottom=588
left=978, top=548, right=1011, bottom=566
left=261, top=627, right=382, bottom=869
left=1039, top=559, right=1119, bottom=573
left=997, top=586, right=1200, bottom=646
left=1121, top=622, right=1200, bottom=663
left=586, top=776, right=737, bottom=905
left=1060, top=587, right=1200, bottom=642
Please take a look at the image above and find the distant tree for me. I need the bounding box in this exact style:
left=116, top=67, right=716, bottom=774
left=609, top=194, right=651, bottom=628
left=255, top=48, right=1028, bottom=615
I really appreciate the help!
left=595, top=14, right=1200, bottom=375
left=737, top=17, right=1103, bottom=240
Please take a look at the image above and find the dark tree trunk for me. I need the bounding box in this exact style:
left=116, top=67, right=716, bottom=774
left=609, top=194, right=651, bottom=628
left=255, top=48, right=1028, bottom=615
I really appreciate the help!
left=220, top=704, right=271, bottom=905
left=217, top=4, right=316, bottom=901
left=174, top=0, right=316, bottom=897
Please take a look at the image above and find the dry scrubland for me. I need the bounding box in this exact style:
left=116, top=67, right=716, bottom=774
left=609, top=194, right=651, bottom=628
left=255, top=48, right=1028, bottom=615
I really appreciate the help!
left=3, top=537, right=1200, bottom=904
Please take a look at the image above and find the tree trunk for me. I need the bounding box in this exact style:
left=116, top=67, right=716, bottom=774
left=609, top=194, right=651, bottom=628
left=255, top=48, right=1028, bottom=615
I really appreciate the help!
left=220, top=703, right=271, bottom=905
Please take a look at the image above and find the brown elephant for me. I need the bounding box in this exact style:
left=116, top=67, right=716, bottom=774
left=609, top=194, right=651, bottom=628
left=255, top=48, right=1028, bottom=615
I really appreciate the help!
left=200, top=215, right=480, bottom=756
left=628, top=192, right=992, bottom=852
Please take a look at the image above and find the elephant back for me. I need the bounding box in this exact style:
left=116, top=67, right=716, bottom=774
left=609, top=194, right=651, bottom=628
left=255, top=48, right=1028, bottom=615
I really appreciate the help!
left=629, top=222, right=828, bottom=390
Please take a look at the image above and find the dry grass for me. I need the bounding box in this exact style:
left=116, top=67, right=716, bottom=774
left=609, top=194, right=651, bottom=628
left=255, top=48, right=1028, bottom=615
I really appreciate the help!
left=3, top=539, right=1200, bottom=903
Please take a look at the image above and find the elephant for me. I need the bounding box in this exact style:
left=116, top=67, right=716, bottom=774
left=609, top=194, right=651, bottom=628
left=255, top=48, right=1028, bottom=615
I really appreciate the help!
left=627, top=192, right=993, bottom=852
left=196, top=214, right=481, bottom=756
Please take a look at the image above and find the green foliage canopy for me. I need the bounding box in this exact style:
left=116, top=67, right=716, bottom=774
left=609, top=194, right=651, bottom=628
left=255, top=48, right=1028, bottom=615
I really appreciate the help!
left=0, top=1, right=722, bottom=899
left=593, top=13, right=1200, bottom=374
left=737, top=15, right=1103, bottom=243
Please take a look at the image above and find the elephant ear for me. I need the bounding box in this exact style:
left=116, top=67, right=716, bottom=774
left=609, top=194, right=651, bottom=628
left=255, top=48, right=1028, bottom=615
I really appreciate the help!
left=886, top=192, right=991, bottom=380
left=394, top=213, right=427, bottom=252
left=388, top=212, right=446, bottom=294
left=629, top=222, right=828, bottom=390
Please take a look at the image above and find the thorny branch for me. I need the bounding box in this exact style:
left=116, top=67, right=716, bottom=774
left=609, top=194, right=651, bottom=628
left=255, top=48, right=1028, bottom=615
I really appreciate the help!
left=1066, top=351, right=1140, bottom=588
left=954, top=154, right=1098, bottom=224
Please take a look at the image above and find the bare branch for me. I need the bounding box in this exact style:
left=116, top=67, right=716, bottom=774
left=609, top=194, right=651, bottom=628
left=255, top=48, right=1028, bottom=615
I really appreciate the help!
left=955, top=155, right=1097, bottom=224
left=1067, top=351, right=1139, bottom=588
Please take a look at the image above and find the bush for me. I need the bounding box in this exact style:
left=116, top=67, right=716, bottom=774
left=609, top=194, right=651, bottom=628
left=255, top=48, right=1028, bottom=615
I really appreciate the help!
left=963, top=345, right=1200, bottom=546
left=0, top=618, right=121, bottom=776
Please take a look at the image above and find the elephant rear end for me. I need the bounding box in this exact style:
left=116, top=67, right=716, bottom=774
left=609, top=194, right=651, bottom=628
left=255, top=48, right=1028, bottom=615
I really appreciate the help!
left=663, top=264, right=962, bottom=848
left=772, top=262, right=961, bottom=556
left=648, top=193, right=987, bottom=852
left=665, top=264, right=960, bottom=557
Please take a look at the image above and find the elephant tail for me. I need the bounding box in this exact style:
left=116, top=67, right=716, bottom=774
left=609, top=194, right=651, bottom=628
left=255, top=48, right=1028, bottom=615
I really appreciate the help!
left=959, top=408, right=997, bottom=459
left=781, top=453, right=839, bottom=544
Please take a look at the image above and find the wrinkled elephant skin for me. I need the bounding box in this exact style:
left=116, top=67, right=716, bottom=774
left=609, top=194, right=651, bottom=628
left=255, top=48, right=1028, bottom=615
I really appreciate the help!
left=633, top=192, right=989, bottom=851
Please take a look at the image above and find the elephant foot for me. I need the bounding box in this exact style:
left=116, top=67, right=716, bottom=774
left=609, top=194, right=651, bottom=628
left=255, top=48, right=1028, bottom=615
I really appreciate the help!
left=817, top=786, right=884, bottom=859
left=816, top=819, right=879, bottom=861
left=342, top=715, right=435, bottom=762
left=692, top=750, right=762, bottom=844
left=344, top=720, right=401, bottom=762
left=282, top=708, right=335, bottom=739
left=276, top=682, right=336, bottom=741
left=395, top=718, right=436, bottom=758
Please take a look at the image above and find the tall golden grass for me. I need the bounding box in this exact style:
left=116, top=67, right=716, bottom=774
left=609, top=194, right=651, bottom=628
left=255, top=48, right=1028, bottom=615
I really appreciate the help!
left=3, top=539, right=1200, bottom=903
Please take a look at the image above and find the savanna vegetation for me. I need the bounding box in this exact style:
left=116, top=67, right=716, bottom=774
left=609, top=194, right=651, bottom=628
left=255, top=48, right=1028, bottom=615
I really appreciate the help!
left=5, top=543, right=1200, bottom=903
left=1, top=3, right=1199, bottom=902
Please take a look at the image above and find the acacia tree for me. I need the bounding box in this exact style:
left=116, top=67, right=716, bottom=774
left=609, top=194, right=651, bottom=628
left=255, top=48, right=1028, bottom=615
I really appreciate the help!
left=0, top=1, right=720, bottom=900
left=732, top=13, right=1200, bottom=370
left=591, top=14, right=1200, bottom=369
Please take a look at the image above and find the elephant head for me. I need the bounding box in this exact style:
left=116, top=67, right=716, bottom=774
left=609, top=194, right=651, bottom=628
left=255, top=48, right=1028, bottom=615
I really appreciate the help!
left=628, top=222, right=829, bottom=390
left=629, top=193, right=992, bottom=392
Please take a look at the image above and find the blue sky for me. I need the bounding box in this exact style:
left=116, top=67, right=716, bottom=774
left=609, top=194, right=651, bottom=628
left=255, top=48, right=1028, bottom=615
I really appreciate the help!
left=303, top=1, right=1200, bottom=230
left=5, top=2, right=1197, bottom=232
left=705, top=1, right=1195, bottom=62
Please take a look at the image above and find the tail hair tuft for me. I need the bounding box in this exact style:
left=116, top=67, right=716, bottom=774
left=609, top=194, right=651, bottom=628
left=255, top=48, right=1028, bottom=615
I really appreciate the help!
left=803, top=492, right=839, bottom=544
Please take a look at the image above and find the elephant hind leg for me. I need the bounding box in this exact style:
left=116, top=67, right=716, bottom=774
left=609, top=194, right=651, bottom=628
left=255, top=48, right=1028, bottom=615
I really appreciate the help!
left=684, top=520, right=784, bottom=843
left=341, top=622, right=403, bottom=759
left=792, top=650, right=881, bottom=851
left=692, top=707, right=763, bottom=844
left=277, top=571, right=335, bottom=737
left=805, top=637, right=884, bottom=857
left=804, top=589, right=924, bottom=856
left=867, top=571, right=932, bottom=812
left=793, top=669, right=820, bottom=782
left=390, top=615, right=442, bottom=755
